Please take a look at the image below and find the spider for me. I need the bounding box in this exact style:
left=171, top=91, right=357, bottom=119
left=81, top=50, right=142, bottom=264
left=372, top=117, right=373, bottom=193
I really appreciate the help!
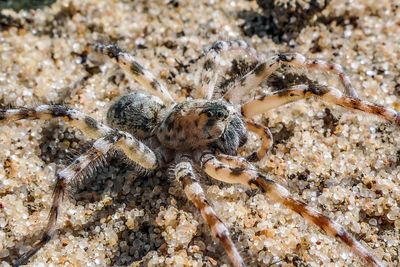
left=2, top=40, right=398, bottom=267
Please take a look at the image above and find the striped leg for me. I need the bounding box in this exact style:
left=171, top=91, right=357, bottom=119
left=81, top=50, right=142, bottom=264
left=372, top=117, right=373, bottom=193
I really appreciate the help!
left=223, top=55, right=281, bottom=103
left=195, top=40, right=261, bottom=100
left=0, top=105, right=111, bottom=139
left=240, top=84, right=400, bottom=125
left=175, top=161, right=245, bottom=267
left=89, top=43, right=175, bottom=104
left=0, top=105, right=159, bottom=169
left=215, top=154, right=255, bottom=170
left=242, top=118, right=273, bottom=162
left=14, top=133, right=121, bottom=267
left=200, top=154, right=385, bottom=267
left=224, top=52, right=358, bottom=104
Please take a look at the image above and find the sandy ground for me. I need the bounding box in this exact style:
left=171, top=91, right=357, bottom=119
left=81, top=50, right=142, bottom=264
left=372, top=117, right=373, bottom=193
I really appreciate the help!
left=0, top=0, right=399, bottom=266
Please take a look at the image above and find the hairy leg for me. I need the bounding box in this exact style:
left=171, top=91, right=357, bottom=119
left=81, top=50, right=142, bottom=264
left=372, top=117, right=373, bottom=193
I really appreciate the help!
left=195, top=40, right=261, bottom=100
left=175, top=161, right=245, bottom=267
left=0, top=105, right=111, bottom=138
left=224, top=51, right=358, bottom=104
left=199, top=154, right=385, bottom=267
left=13, top=133, right=121, bottom=266
left=89, top=43, right=175, bottom=104
left=240, top=84, right=400, bottom=125
left=0, top=105, right=159, bottom=169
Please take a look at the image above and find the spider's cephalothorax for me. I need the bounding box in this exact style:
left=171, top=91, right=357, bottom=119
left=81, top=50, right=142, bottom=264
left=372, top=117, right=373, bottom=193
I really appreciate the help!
left=156, top=99, right=233, bottom=150
left=5, top=40, right=399, bottom=267
left=155, top=98, right=248, bottom=155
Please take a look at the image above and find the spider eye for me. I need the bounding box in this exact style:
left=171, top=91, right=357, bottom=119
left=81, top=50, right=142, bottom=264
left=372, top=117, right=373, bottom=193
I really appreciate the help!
left=204, top=110, right=228, bottom=119
left=216, top=111, right=224, bottom=118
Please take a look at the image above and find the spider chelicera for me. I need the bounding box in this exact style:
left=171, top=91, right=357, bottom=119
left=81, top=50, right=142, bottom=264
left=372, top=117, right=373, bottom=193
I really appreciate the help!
left=3, top=40, right=398, bottom=266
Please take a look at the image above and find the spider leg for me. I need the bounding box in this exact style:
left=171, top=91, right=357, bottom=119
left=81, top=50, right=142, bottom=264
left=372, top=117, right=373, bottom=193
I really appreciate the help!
left=200, top=154, right=385, bottom=267
left=89, top=43, right=175, bottom=104
left=240, top=84, right=400, bottom=125
left=242, top=118, right=273, bottom=162
left=175, top=161, right=245, bottom=267
left=13, top=133, right=121, bottom=267
left=195, top=40, right=260, bottom=100
left=0, top=105, right=111, bottom=138
left=215, top=154, right=255, bottom=170
left=0, top=105, right=159, bottom=169
left=224, top=51, right=358, bottom=103
left=223, top=55, right=281, bottom=103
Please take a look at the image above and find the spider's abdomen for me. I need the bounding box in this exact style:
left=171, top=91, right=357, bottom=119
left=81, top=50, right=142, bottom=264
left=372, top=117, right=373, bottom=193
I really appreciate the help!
left=107, top=92, right=167, bottom=139
left=156, top=99, right=233, bottom=150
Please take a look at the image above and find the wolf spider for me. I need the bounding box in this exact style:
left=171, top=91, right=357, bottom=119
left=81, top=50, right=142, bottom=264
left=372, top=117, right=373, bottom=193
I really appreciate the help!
left=2, top=40, right=398, bottom=266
